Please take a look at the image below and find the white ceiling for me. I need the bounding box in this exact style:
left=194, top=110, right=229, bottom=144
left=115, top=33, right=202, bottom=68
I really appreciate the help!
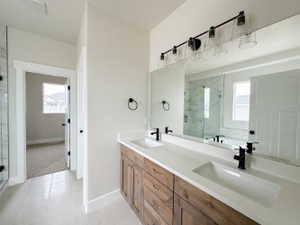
left=0, top=0, right=84, bottom=44
left=0, top=0, right=186, bottom=44
left=88, top=0, right=186, bottom=31
left=1, top=0, right=299, bottom=46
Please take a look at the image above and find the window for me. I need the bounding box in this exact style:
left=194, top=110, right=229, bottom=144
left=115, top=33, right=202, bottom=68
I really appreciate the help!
left=43, top=83, right=66, bottom=114
left=232, top=81, right=250, bottom=121
left=204, top=87, right=210, bottom=119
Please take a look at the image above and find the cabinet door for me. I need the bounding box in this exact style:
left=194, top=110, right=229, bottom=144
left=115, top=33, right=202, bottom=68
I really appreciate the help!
left=120, top=155, right=133, bottom=202
left=174, top=194, right=217, bottom=225
left=132, top=165, right=143, bottom=219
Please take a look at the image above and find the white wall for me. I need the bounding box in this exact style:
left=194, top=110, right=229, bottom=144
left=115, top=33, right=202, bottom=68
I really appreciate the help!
left=26, top=73, right=67, bottom=144
left=150, top=0, right=300, bottom=71
left=8, top=27, right=76, bottom=180
left=85, top=4, right=149, bottom=201
left=151, top=63, right=185, bottom=135
left=76, top=3, right=87, bottom=182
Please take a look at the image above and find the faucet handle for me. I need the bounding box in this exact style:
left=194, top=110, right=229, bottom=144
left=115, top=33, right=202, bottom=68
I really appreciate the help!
left=246, top=141, right=259, bottom=154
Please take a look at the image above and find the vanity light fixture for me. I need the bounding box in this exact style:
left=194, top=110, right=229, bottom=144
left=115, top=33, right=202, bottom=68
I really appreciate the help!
left=188, top=38, right=201, bottom=51
left=239, top=32, right=257, bottom=49
left=232, top=11, right=257, bottom=48
left=237, top=11, right=246, bottom=26
left=159, top=11, right=254, bottom=64
left=208, top=26, right=216, bottom=38
left=172, top=46, right=177, bottom=55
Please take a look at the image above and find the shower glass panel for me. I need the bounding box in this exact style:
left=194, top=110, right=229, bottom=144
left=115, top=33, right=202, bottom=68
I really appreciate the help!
left=184, top=75, right=224, bottom=139
left=0, top=25, right=9, bottom=191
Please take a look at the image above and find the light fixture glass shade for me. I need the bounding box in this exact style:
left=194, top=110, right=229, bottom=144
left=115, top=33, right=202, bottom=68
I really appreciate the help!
left=239, top=32, right=257, bottom=49
left=231, top=14, right=253, bottom=41
left=184, top=38, right=204, bottom=60
left=204, top=31, right=228, bottom=57
left=158, top=53, right=168, bottom=68
left=173, top=45, right=187, bottom=62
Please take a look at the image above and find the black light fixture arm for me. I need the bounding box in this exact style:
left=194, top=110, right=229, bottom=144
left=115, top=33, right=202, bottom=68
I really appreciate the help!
left=160, top=11, right=245, bottom=57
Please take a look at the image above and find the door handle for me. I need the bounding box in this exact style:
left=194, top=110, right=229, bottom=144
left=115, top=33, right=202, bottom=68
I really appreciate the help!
left=0, top=165, right=5, bottom=173
left=62, top=123, right=66, bottom=126
left=80, top=130, right=84, bottom=133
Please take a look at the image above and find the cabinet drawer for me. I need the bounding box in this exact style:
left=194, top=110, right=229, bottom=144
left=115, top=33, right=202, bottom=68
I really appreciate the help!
left=144, top=201, right=169, bottom=225
left=144, top=172, right=173, bottom=204
left=121, top=144, right=144, bottom=167
left=144, top=158, right=174, bottom=189
left=144, top=186, right=173, bottom=225
left=174, top=176, right=259, bottom=225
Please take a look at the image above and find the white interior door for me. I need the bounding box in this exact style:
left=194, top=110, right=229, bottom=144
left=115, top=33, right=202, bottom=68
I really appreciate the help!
left=249, top=70, right=300, bottom=162
left=65, top=81, right=71, bottom=168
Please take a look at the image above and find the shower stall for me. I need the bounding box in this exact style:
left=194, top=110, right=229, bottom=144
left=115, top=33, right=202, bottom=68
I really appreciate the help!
left=183, top=75, right=224, bottom=139
left=0, top=25, right=9, bottom=191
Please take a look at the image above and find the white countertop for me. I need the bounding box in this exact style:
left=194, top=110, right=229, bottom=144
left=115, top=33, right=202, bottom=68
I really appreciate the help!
left=118, top=132, right=300, bottom=225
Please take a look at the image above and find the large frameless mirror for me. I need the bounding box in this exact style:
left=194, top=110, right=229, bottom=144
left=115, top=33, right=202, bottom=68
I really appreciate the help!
left=150, top=14, right=300, bottom=166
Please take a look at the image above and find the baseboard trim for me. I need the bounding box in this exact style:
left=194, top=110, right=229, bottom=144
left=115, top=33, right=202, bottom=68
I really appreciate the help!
left=85, top=189, right=121, bottom=214
left=27, top=138, right=65, bottom=145
left=8, top=176, right=25, bottom=186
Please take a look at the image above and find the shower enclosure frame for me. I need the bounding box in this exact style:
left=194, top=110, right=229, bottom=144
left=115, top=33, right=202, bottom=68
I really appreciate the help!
left=0, top=25, right=10, bottom=191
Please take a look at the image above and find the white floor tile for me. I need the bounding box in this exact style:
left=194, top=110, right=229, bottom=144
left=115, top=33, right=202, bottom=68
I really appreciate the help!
left=0, top=171, right=141, bottom=225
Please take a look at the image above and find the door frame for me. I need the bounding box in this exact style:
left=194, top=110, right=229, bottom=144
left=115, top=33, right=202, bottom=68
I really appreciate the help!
left=14, top=60, right=77, bottom=183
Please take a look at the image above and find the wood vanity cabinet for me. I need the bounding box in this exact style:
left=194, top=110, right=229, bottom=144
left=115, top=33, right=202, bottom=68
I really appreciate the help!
left=174, top=176, right=259, bottom=225
left=120, top=145, right=144, bottom=220
left=120, top=144, right=259, bottom=225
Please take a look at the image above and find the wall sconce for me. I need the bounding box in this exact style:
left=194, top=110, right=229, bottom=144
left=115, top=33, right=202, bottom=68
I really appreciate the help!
left=158, top=11, right=256, bottom=66
left=128, top=98, right=138, bottom=111
left=162, top=100, right=170, bottom=111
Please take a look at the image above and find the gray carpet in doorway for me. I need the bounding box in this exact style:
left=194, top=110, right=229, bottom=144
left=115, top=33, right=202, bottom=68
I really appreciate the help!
left=26, top=142, right=68, bottom=178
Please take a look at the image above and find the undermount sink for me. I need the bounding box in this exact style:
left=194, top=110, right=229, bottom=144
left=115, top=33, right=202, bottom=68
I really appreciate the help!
left=193, top=162, right=280, bottom=207
left=131, top=138, right=163, bottom=149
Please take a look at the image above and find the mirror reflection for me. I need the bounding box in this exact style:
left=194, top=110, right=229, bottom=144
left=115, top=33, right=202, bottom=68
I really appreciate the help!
left=150, top=14, right=300, bottom=166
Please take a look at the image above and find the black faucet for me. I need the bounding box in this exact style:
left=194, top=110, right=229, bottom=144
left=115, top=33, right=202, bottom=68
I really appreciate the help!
left=213, top=135, right=225, bottom=143
left=246, top=141, right=259, bottom=154
left=165, top=126, right=173, bottom=134
left=234, top=147, right=246, bottom=170
left=150, top=128, right=160, bottom=141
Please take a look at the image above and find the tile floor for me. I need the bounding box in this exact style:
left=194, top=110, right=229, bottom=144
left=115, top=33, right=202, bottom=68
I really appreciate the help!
left=0, top=171, right=142, bottom=225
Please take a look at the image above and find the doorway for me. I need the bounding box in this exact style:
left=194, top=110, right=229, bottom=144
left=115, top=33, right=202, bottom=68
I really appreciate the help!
left=14, top=61, right=77, bottom=184
left=25, top=73, right=70, bottom=178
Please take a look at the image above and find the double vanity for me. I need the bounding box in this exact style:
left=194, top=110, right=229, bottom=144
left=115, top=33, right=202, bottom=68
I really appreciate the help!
left=118, top=132, right=300, bottom=225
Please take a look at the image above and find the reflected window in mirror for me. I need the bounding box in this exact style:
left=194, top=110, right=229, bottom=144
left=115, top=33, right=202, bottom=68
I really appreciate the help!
left=204, top=87, right=210, bottom=119
left=232, top=81, right=250, bottom=121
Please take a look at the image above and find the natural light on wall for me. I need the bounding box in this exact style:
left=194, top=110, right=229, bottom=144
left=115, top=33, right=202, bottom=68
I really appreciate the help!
left=43, top=83, right=66, bottom=114
left=232, top=81, right=250, bottom=121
